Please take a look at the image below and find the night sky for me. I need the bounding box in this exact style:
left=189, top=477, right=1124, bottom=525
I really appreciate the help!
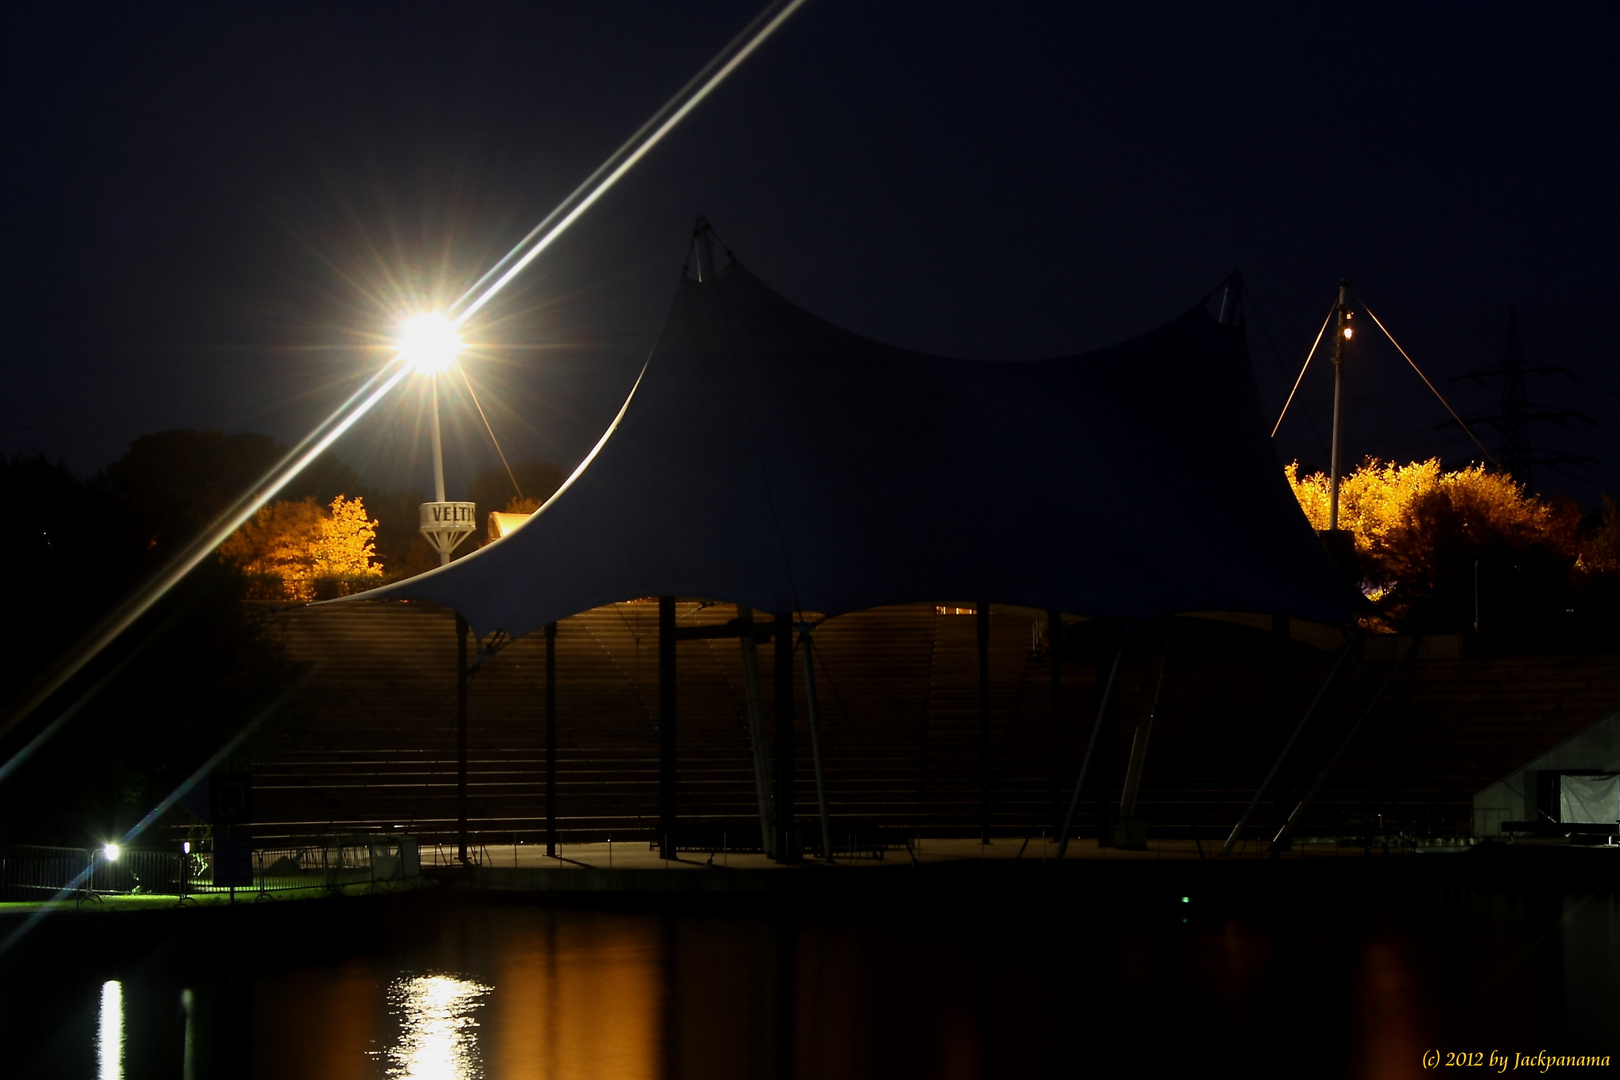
left=6, top=2, right=1618, bottom=505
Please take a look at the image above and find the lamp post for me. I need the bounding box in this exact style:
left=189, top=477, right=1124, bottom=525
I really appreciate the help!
left=400, top=314, right=479, bottom=867
left=401, top=314, right=477, bottom=565
left=1327, top=281, right=1353, bottom=532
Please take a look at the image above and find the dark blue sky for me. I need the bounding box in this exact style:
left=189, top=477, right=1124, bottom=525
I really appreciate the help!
left=5, top=2, right=1618, bottom=503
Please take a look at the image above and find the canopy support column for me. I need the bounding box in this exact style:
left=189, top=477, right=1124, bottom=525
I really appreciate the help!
left=545, top=621, right=558, bottom=858
left=774, top=612, right=798, bottom=863
left=456, top=613, right=470, bottom=865
left=1116, top=618, right=1172, bottom=848
left=1056, top=630, right=1129, bottom=858
left=659, top=597, right=676, bottom=860
left=800, top=629, right=833, bottom=861
left=978, top=601, right=991, bottom=844
left=1265, top=614, right=1295, bottom=842
left=1048, top=610, right=1062, bottom=835
left=738, top=607, right=776, bottom=857
left=1222, top=638, right=1356, bottom=857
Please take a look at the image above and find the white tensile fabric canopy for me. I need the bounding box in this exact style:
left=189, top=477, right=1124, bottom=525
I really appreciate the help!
left=356, top=261, right=1357, bottom=638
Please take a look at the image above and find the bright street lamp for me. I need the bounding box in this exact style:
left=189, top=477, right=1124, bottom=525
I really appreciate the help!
left=400, top=313, right=461, bottom=375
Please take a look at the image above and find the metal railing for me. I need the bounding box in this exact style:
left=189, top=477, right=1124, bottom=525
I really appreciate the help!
left=0, top=836, right=420, bottom=902
left=235, top=836, right=421, bottom=893
left=0, top=846, right=186, bottom=902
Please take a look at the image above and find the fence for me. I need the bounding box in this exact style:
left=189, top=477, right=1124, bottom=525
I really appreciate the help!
left=0, top=846, right=183, bottom=902
left=0, top=836, right=420, bottom=902
left=245, top=836, right=421, bottom=892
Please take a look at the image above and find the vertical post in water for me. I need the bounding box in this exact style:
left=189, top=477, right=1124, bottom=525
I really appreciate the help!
left=775, top=612, right=797, bottom=863
left=1328, top=280, right=1351, bottom=531
left=659, top=597, right=676, bottom=860
left=545, top=620, right=558, bottom=858
left=978, top=600, right=991, bottom=844
left=456, top=613, right=469, bottom=865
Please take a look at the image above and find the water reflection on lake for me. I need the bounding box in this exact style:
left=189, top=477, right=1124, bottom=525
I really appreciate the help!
left=376, top=975, right=492, bottom=1080
left=96, top=980, right=122, bottom=1080
left=6, top=881, right=1619, bottom=1079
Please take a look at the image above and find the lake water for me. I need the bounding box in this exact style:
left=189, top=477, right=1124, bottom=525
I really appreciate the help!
left=4, top=865, right=1618, bottom=1078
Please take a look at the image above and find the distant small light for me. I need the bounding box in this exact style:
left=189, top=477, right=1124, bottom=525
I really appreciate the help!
left=103, top=843, right=121, bottom=861
left=1343, top=327, right=1354, bottom=339
left=182, top=841, right=191, bottom=855
left=1180, top=895, right=1190, bottom=903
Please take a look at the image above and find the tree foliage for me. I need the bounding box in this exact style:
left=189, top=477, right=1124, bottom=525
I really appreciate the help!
left=221, top=494, right=382, bottom=599
left=1286, top=459, right=1589, bottom=635
left=313, top=495, right=384, bottom=580
left=99, top=429, right=359, bottom=563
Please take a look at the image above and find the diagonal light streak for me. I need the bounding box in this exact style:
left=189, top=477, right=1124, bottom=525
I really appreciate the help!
left=0, top=365, right=410, bottom=749
left=447, top=7, right=775, bottom=320
left=218, top=360, right=407, bottom=526
left=0, top=601, right=175, bottom=787
left=1, top=0, right=809, bottom=773
left=0, top=681, right=302, bottom=958
left=451, top=0, right=810, bottom=326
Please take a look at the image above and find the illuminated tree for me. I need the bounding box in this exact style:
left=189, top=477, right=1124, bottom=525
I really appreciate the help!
left=219, top=498, right=325, bottom=580
left=1578, top=496, right=1620, bottom=577
left=102, top=429, right=359, bottom=560
left=311, top=495, right=383, bottom=581
left=1286, top=459, right=1581, bottom=633
left=221, top=494, right=382, bottom=598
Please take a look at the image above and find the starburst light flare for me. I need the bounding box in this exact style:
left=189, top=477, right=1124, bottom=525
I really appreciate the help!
left=0, top=0, right=809, bottom=780
left=450, top=0, right=810, bottom=326
left=0, top=365, right=409, bottom=750
left=400, top=313, right=461, bottom=374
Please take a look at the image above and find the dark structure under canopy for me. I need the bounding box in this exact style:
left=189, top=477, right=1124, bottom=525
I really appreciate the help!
left=356, top=248, right=1359, bottom=863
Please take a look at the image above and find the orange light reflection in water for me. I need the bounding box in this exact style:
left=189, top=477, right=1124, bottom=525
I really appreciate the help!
left=1351, top=931, right=1435, bottom=1080
left=260, top=962, right=377, bottom=1080
left=378, top=974, right=493, bottom=1079
left=489, top=915, right=660, bottom=1080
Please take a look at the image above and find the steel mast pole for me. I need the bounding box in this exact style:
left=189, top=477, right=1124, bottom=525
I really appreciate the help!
left=429, top=377, right=449, bottom=565
left=1327, top=280, right=1351, bottom=531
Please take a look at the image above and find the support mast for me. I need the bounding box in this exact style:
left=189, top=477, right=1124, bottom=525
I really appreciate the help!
left=1327, top=280, right=1351, bottom=532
